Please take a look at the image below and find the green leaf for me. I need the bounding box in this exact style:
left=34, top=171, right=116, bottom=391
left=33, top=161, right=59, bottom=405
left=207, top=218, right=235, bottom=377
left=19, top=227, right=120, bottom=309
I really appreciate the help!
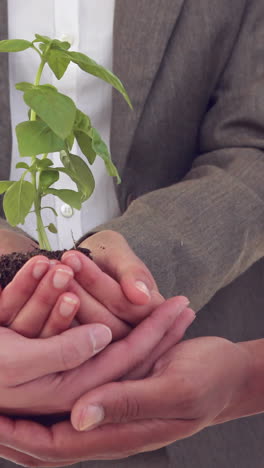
left=0, top=181, right=15, bottom=194
left=0, top=39, right=32, bottom=52
left=74, top=109, right=91, bottom=132
left=34, top=34, right=52, bottom=44
left=75, top=130, right=96, bottom=164
left=89, top=127, right=121, bottom=183
left=15, top=162, right=29, bottom=170
left=73, top=109, right=95, bottom=163
left=16, top=81, right=34, bottom=92
left=60, top=153, right=95, bottom=201
left=3, top=180, right=34, bottom=226
left=35, top=158, right=53, bottom=169
left=50, top=39, right=71, bottom=51
left=23, top=86, right=76, bottom=139
left=16, top=120, right=65, bottom=156
left=46, top=188, right=82, bottom=210
left=47, top=223, right=57, bottom=234
left=66, top=132, right=75, bottom=150
left=65, top=51, right=132, bottom=108
left=39, top=170, right=60, bottom=191
left=47, top=49, right=70, bottom=80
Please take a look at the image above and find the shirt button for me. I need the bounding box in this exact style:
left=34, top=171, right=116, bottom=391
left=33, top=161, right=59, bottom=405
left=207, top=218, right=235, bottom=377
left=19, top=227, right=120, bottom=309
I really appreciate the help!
left=60, top=204, right=74, bottom=218
left=59, top=33, right=74, bottom=46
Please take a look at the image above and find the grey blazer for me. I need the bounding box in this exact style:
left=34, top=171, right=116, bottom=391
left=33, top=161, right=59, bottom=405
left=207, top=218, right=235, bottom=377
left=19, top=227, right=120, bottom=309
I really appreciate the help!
left=1, top=1, right=264, bottom=467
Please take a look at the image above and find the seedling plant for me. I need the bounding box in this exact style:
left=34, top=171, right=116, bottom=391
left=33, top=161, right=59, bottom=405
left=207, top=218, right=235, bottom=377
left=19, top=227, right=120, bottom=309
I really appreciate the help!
left=0, top=35, right=131, bottom=250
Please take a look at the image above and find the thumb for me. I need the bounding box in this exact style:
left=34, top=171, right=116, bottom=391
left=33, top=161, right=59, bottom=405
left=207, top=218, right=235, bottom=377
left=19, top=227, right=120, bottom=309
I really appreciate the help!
left=81, top=230, right=158, bottom=305
left=0, top=324, right=112, bottom=385
left=71, top=377, right=170, bottom=432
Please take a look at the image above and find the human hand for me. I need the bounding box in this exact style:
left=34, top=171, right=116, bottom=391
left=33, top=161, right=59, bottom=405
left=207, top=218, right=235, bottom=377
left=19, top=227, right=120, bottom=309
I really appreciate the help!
left=1, top=255, right=80, bottom=338
left=62, top=249, right=163, bottom=339
left=0, top=297, right=195, bottom=466
left=78, top=230, right=159, bottom=306
left=0, top=228, right=38, bottom=256
left=3, top=249, right=161, bottom=341
left=67, top=336, right=251, bottom=456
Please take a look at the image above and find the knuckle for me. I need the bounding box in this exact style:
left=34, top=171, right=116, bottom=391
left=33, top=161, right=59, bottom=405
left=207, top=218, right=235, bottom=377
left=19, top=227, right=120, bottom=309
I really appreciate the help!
left=35, top=282, right=55, bottom=308
left=113, top=385, right=140, bottom=422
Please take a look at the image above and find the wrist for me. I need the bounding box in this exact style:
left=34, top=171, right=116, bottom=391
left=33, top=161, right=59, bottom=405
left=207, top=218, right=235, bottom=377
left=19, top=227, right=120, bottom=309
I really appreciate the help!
left=212, top=340, right=261, bottom=425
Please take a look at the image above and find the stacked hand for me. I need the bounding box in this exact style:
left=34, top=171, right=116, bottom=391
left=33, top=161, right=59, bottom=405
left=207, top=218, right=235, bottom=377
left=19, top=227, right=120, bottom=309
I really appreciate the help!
left=0, top=229, right=252, bottom=467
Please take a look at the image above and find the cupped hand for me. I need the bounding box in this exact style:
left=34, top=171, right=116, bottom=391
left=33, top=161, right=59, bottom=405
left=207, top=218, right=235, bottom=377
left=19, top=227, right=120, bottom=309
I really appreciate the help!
left=0, top=229, right=38, bottom=256
left=68, top=336, right=251, bottom=455
left=78, top=230, right=159, bottom=306
left=62, top=249, right=163, bottom=339
left=0, top=297, right=195, bottom=466
left=1, top=255, right=81, bottom=337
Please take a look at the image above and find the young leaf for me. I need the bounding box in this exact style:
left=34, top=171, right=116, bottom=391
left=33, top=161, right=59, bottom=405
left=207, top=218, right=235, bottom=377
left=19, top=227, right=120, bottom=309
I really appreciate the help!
left=47, top=223, right=58, bottom=234
left=0, top=181, right=15, bottom=194
left=65, top=51, right=132, bottom=108
left=50, top=39, right=71, bottom=51
left=39, top=170, right=60, bottom=191
left=3, top=180, right=34, bottom=225
left=16, top=162, right=29, bottom=170
left=60, top=152, right=95, bottom=201
left=23, top=86, right=76, bottom=139
left=0, top=39, right=32, bottom=52
left=16, top=120, right=65, bottom=156
left=35, top=158, right=53, bottom=169
left=47, top=49, right=70, bottom=80
left=34, top=34, right=51, bottom=44
left=74, top=109, right=91, bottom=132
left=16, top=82, right=34, bottom=92
left=89, top=127, right=121, bottom=183
left=46, top=188, right=82, bottom=210
left=75, top=130, right=96, bottom=164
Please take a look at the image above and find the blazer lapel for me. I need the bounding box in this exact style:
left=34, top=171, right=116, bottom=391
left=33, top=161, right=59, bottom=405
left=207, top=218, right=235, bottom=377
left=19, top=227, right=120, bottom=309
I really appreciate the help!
left=0, top=0, right=11, bottom=181
left=111, top=0, right=185, bottom=170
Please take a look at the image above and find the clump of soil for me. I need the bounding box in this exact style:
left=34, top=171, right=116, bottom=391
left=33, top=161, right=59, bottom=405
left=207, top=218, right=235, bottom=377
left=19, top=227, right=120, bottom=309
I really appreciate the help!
left=0, top=247, right=92, bottom=288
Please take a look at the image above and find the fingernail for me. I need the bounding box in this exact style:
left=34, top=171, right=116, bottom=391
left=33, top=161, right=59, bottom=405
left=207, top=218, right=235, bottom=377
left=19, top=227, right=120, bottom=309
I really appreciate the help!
left=135, top=281, right=151, bottom=298
left=60, top=296, right=78, bottom=317
left=79, top=405, right=104, bottom=431
left=53, top=268, right=73, bottom=289
left=89, top=324, right=112, bottom=355
left=177, top=297, right=190, bottom=314
left=63, top=254, right=82, bottom=272
left=32, top=260, right=49, bottom=279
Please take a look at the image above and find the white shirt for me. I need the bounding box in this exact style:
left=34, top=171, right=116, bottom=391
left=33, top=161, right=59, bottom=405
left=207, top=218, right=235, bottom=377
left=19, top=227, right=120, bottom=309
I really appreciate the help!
left=8, top=0, right=119, bottom=249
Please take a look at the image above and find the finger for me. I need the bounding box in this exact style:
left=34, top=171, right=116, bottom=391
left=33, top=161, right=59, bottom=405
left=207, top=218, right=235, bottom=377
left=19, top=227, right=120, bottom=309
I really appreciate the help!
left=124, top=307, right=196, bottom=380
left=69, top=279, right=131, bottom=340
left=0, top=414, right=197, bottom=462
left=40, top=292, right=80, bottom=338
left=71, top=373, right=187, bottom=431
left=0, top=255, right=50, bottom=325
left=0, top=324, right=112, bottom=385
left=62, top=296, right=189, bottom=398
left=0, top=445, right=46, bottom=467
left=10, top=264, right=74, bottom=337
left=62, top=251, right=161, bottom=324
left=80, top=231, right=158, bottom=305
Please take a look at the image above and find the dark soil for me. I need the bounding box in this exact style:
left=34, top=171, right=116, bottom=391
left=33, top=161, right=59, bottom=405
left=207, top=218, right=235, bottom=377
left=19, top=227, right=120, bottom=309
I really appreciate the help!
left=0, top=247, right=92, bottom=288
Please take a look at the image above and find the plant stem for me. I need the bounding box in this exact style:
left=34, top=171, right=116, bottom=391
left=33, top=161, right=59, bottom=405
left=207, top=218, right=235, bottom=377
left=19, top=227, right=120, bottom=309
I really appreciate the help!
left=30, top=54, right=52, bottom=250
left=30, top=58, right=45, bottom=121
left=32, top=171, right=51, bottom=250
